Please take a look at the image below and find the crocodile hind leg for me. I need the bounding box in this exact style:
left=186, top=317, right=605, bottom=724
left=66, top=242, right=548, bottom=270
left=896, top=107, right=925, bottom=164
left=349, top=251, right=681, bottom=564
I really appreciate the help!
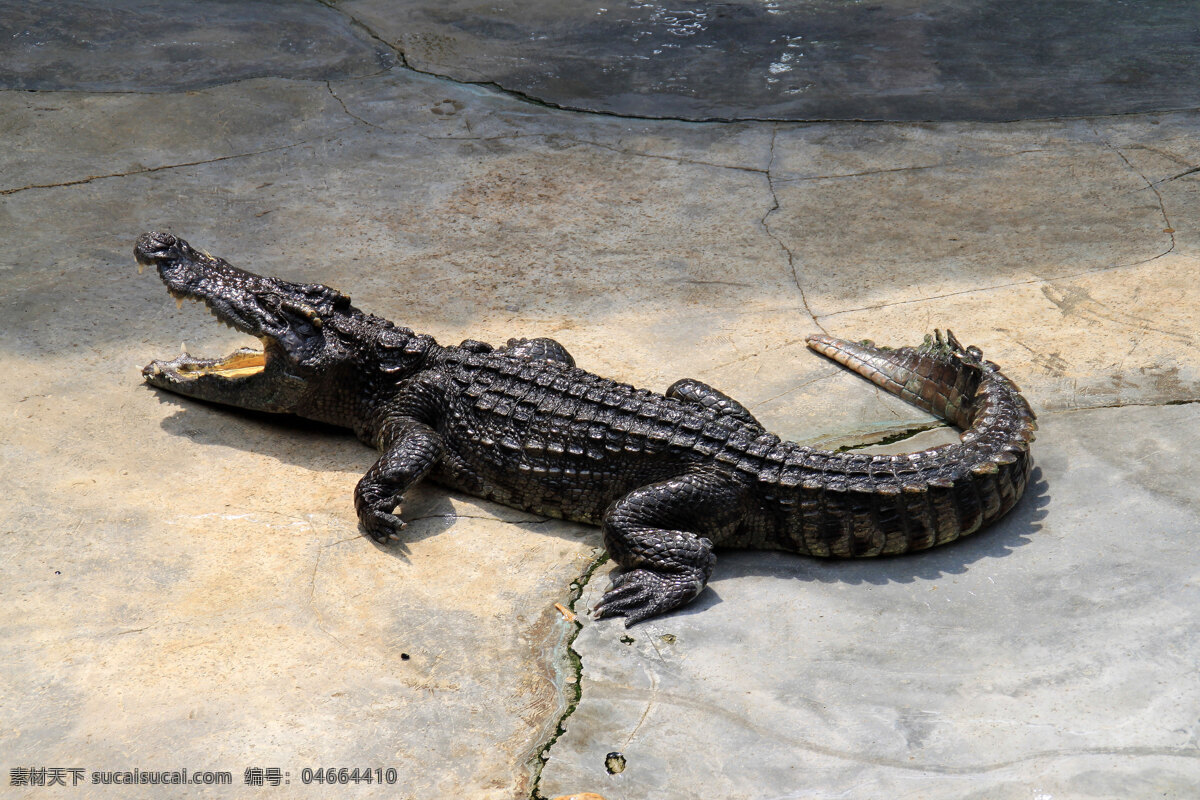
left=593, top=468, right=748, bottom=626
left=666, top=378, right=763, bottom=429
left=501, top=337, right=576, bottom=367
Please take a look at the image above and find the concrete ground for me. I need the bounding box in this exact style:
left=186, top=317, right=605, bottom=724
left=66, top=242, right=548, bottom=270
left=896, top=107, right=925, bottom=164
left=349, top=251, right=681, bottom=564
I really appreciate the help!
left=1, top=2, right=1198, bottom=798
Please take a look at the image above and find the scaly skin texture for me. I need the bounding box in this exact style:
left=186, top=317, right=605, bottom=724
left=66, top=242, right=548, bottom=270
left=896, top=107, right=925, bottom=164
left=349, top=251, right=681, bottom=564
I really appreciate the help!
left=135, top=232, right=1036, bottom=626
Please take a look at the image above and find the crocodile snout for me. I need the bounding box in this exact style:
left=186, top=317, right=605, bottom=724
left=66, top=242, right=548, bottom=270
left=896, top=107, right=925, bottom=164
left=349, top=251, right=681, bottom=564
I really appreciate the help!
left=134, top=231, right=180, bottom=265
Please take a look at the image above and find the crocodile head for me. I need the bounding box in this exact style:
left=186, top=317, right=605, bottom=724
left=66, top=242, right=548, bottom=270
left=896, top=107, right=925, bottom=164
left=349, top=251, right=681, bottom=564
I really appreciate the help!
left=136, top=231, right=430, bottom=427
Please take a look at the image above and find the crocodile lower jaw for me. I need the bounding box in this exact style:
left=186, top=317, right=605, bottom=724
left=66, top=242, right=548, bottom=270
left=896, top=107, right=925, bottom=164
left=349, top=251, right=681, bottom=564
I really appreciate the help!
left=144, top=346, right=267, bottom=382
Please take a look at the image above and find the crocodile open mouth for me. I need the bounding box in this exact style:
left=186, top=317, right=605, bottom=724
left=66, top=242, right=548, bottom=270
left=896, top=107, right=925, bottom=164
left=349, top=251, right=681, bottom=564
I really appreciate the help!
left=184, top=349, right=266, bottom=379
left=143, top=286, right=273, bottom=383
left=145, top=345, right=269, bottom=382
left=135, top=231, right=285, bottom=385
left=135, top=230, right=335, bottom=412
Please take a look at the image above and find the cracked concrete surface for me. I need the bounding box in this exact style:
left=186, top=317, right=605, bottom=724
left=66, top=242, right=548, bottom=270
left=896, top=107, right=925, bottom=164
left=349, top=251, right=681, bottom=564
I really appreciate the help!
left=2, top=3, right=1199, bottom=798
left=542, top=406, right=1200, bottom=798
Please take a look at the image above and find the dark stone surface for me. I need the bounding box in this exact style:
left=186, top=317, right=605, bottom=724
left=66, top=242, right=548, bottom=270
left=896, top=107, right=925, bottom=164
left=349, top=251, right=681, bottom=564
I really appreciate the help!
left=345, top=0, right=1200, bottom=121
left=7, top=0, right=1197, bottom=120
left=0, top=0, right=394, bottom=91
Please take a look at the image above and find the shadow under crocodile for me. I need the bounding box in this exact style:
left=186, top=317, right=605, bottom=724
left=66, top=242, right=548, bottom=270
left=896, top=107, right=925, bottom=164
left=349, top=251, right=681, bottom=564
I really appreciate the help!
left=690, top=468, right=1050, bottom=618
left=153, top=395, right=599, bottom=556
left=156, top=393, right=1048, bottom=589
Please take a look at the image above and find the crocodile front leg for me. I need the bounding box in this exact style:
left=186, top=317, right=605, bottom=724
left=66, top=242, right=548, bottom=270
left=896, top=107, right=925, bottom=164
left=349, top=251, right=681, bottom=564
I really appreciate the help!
left=354, top=377, right=449, bottom=542
left=593, top=468, right=749, bottom=626
left=355, top=417, right=444, bottom=542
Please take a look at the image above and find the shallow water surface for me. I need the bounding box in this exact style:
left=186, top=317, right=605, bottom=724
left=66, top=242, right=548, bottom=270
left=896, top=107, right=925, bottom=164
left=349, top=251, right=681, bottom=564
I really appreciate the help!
left=373, top=0, right=1200, bottom=120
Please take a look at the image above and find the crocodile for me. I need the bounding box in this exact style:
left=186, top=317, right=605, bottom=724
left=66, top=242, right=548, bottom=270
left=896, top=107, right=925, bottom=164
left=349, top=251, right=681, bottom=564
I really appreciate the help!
left=134, top=231, right=1036, bottom=626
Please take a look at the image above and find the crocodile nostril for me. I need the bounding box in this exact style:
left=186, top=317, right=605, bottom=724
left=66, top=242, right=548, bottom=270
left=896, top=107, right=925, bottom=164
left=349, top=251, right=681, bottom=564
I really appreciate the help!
left=150, top=232, right=176, bottom=248
left=136, top=231, right=177, bottom=252
left=134, top=231, right=180, bottom=263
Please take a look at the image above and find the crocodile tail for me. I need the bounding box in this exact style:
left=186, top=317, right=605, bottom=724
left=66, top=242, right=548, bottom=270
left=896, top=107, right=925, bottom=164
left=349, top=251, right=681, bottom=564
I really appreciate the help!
left=809, top=330, right=985, bottom=428
left=781, top=331, right=1037, bottom=556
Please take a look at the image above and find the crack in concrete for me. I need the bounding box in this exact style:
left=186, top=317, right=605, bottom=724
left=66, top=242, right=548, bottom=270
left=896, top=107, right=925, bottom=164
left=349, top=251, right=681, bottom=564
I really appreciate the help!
left=113, top=625, right=153, bottom=636
left=1042, top=397, right=1200, bottom=415
left=76, top=601, right=298, bottom=645
left=0, top=133, right=348, bottom=196
left=834, top=420, right=948, bottom=452
left=762, top=125, right=827, bottom=334
left=1158, top=165, right=1200, bottom=184
left=707, top=336, right=812, bottom=372
left=778, top=160, right=947, bottom=183
left=404, top=512, right=554, bottom=526
left=8, top=72, right=1200, bottom=127
left=308, top=532, right=349, bottom=649
left=0, top=63, right=401, bottom=98
left=621, top=661, right=660, bottom=749
left=680, top=278, right=756, bottom=288
left=526, top=550, right=607, bottom=800
left=319, top=534, right=364, bottom=547
left=1091, top=126, right=1177, bottom=256
left=1129, top=142, right=1198, bottom=170
left=308, top=0, right=592, bottom=121
left=746, top=367, right=840, bottom=409
left=311, top=0, right=406, bottom=63
left=324, top=80, right=380, bottom=129
left=413, top=132, right=534, bottom=143
left=772, top=148, right=1051, bottom=184
left=555, top=136, right=767, bottom=176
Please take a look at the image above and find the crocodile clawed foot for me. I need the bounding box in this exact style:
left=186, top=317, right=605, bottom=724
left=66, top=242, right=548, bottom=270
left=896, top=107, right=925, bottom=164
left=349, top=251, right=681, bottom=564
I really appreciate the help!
left=592, top=568, right=703, bottom=627
left=360, top=505, right=408, bottom=544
